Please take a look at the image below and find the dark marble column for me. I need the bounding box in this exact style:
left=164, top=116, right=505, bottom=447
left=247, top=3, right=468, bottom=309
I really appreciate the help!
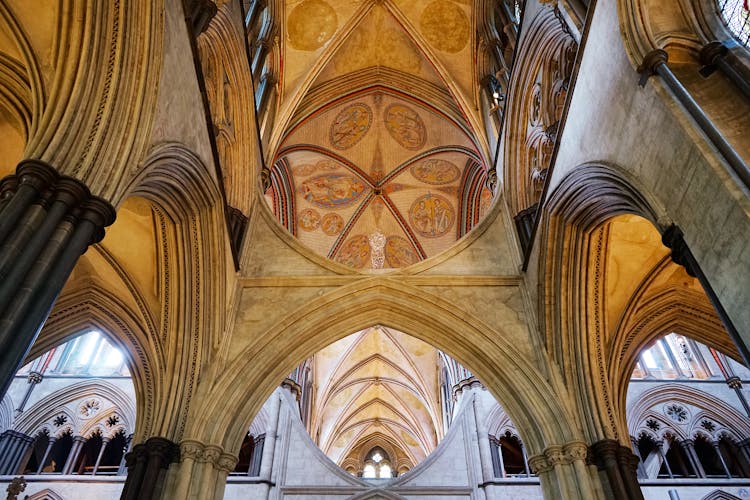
left=248, top=434, right=265, bottom=477
left=0, top=161, right=115, bottom=399
left=618, top=444, right=645, bottom=500
left=62, top=436, right=87, bottom=474
left=16, top=371, right=43, bottom=414
left=678, top=439, right=705, bottom=478
left=37, top=436, right=56, bottom=474
left=120, top=437, right=179, bottom=500
left=656, top=441, right=674, bottom=479
left=0, top=430, right=33, bottom=474
left=590, top=440, right=630, bottom=500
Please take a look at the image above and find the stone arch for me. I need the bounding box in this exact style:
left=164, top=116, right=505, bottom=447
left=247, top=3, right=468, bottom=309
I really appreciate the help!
left=627, top=384, right=750, bottom=444
left=13, top=379, right=135, bottom=439
left=25, top=489, right=64, bottom=500
left=539, top=162, right=671, bottom=443
left=502, top=6, right=578, bottom=216
left=702, top=491, right=742, bottom=500
left=122, top=141, right=231, bottom=441
left=198, top=6, right=260, bottom=214
left=30, top=281, right=159, bottom=441
left=188, top=279, right=583, bottom=460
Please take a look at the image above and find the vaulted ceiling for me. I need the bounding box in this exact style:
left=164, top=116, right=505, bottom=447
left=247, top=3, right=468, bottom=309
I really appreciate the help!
left=308, top=326, right=443, bottom=470
left=264, top=0, right=494, bottom=269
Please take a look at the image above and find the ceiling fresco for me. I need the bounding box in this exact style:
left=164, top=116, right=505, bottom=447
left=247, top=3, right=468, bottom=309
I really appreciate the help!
left=266, top=91, right=493, bottom=269
left=308, top=326, right=443, bottom=470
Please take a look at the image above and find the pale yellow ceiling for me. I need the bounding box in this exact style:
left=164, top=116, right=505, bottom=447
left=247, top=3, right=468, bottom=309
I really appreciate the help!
left=308, top=326, right=443, bottom=468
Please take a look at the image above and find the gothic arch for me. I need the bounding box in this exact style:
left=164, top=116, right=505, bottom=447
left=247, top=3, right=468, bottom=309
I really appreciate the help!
left=627, top=384, right=750, bottom=442
left=702, top=491, right=742, bottom=500
left=122, top=141, right=232, bottom=441
left=13, top=379, right=135, bottom=439
left=539, top=162, right=671, bottom=443
left=25, top=489, right=64, bottom=500
left=502, top=5, right=578, bottom=216
left=189, top=278, right=584, bottom=462
left=30, top=281, right=159, bottom=441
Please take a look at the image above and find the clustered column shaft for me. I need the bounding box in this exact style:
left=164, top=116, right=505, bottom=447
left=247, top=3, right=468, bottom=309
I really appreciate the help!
left=0, top=161, right=116, bottom=399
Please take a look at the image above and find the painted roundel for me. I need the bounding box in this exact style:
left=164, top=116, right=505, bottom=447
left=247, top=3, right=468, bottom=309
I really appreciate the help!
left=410, top=159, right=460, bottom=185
left=409, top=193, right=455, bottom=238
left=321, top=213, right=344, bottom=236
left=385, top=236, right=419, bottom=268
left=301, top=174, right=368, bottom=208
left=384, top=104, right=426, bottom=150
left=336, top=234, right=371, bottom=269
left=330, top=103, right=373, bottom=150
left=299, top=209, right=321, bottom=231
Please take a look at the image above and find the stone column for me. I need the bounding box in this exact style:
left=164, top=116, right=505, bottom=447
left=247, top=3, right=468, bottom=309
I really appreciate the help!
left=248, top=434, right=265, bottom=476
left=472, top=393, right=495, bottom=483
left=120, top=437, right=179, bottom=500
left=590, top=440, right=630, bottom=500
left=528, top=441, right=598, bottom=500
left=163, top=440, right=237, bottom=500
left=0, top=161, right=116, bottom=399
left=726, top=377, right=750, bottom=419
left=62, top=436, right=87, bottom=474
left=118, top=433, right=134, bottom=475
left=712, top=441, right=733, bottom=478
left=15, top=371, right=43, bottom=414
left=92, top=437, right=111, bottom=475
left=520, top=442, right=531, bottom=477
left=259, top=390, right=281, bottom=482
left=678, top=439, right=705, bottom=478
left=617, top=444, right=645, bottom=500
left=0, top=430, right=34, bottom=474
left=656, top=441, right=674, bottom=479
left=630, top=436, right=647, bottom=479
left=37, top=436, right=56, bottom=474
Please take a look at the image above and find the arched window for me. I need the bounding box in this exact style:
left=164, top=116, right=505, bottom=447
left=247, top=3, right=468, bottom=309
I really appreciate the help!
left=362, top=447, right=393, bottom=479
left=718, top=0, right=750, bottom=47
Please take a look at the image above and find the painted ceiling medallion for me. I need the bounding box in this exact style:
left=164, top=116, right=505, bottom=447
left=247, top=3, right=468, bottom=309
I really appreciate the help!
left=287, top=0, right=338, bottom=51
left=420, top=0, right=470, bottom=53
left=384, top=104, right=427, bottom=150
left=336, top=235, right=371, bottom=268
left=385, top=236, right=419, bottom=268
left=299, top=208, right=322, bottom=231
left=321, top=213, right=345, bottom=236
left=301, top=174, right=368, bottom=208
left=410, top=159, right=461, bottom=185
left=330, top=103, right=373, bottom=150
left=409, top=193, right=455, bottom=238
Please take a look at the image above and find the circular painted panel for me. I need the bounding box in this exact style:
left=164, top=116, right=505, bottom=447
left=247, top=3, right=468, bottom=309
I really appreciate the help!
left=336, top=235, right=371, bottom=269
left=410, top=159, right=460, bottom=185
left=330, top=103, right=373, bottom=150
left=301, top=174, right=368, bottom=208
left=299, top=209, right=322, bottom=231
left=409, top=193, right=455, bottom=238
left=384, top=104, right=427, bottom=150
left=292, top=163, right=317, bottom=177
left=420, top=0, right=470, bottom=53
left=287, top=0, right=338, bottom=51
left=321, top=213, right=345, bottom=236
left=385, top=236, right=419, bottom=268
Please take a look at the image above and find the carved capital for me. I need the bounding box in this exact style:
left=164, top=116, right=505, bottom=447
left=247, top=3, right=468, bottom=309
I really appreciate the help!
left=144, top=436, right=180, bottom=466
left=201, top=445, right=222, bottom=463
left=638, top=49, right=668, bottom=75
left=180, top=439, right=205, bottom=461
left=727, top=376, right=742, bottom=389
left=563, top=441, right=589, bottom=462
left=699, top=41, right=728, bottom=67
left=27, top=371, right=43, bottom=384
left=528, top=454, right=553, bottom=474
left=215, top=452, right=239, bottom=472
left=15, top=160, right=58, bottom=191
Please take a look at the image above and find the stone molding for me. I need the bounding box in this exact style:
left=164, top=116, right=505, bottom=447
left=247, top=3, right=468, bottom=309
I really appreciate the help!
left=179, top=439, right=238, bottom=472
left=528, top=441, right=588, bottom=474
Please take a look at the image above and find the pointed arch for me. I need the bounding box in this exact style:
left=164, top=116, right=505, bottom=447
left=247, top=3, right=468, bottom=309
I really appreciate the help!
left=186, top=278, right=583, bottom=459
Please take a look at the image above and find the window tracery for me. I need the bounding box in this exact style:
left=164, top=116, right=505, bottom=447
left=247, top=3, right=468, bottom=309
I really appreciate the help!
left=718, top=0, right=750, bottom=47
